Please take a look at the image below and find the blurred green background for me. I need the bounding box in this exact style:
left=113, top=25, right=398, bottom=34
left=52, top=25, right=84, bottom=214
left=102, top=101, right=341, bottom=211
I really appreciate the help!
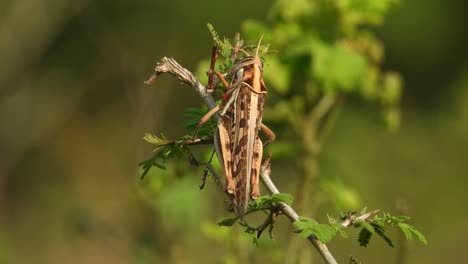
left=1, top=0, right=467, bottom=263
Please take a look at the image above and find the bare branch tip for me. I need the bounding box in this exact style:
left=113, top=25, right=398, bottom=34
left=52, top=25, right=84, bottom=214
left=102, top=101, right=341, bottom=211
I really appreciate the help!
left=144, top=73, right=158, bottom=85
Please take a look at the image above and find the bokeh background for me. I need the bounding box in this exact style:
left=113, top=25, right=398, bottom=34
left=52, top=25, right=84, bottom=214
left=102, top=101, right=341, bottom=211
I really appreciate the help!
left=1, top=0, right=467, bottom=263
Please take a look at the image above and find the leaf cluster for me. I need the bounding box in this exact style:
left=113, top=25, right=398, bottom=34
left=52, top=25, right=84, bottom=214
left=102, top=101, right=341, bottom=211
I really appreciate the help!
left=218, top=193, right=294, bottom=227
left=217, top=193, right=294, bottom=241
left=294, top=217, right=345, bottom=243
left=139, top=106, right=220, bottom=179
left=206, top=25, right=272, bottom=85
left=139, top=133, right=192, bottom=179
left=291, top=208, right=427, bottom=247
left=236, top=0, right=402, bottom=130
left=328, top=209, right=427, bottom=246
left=207, top=23, right=234, bottom=58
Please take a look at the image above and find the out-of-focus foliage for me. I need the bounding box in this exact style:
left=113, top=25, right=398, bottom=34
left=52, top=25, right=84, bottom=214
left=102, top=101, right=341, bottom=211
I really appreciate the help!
left=319, top=178, right=361, bottom=210
left=241, top=0, right=402, bottom=131
left=0, top=235, right=6, bottom=264
left=1, top=0, right=467, bottom=263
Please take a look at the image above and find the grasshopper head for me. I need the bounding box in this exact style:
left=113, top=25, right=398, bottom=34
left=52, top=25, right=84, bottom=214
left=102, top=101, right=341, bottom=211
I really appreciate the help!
left=228, top=35, right=267, bottom=93
left=251, top=34, right=265, bottom=93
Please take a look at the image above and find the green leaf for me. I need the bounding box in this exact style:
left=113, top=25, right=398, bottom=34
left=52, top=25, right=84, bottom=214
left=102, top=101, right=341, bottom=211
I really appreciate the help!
left=220, top=38, right=232, bottom=57
left=332, top=223, right=348, bottom=238
left=270, top=193, right=294, bottom=205
left=398, top=223, right=428, bottom=245
left=352, top=210, right=425, bottom=248
left=382, top=212, right=409, bottom=224
left=248, top=193, right=293, bottom=210
left=293, top=217, right=339, bottom=243
left=143, top=133, right=169, bottom=146
left=139, top=133, right=193, bottom=179
left=311, top=42, right=367, bottom=92
left=372, top=223, right=394, bottom=247
left=355, top=219, right=375, bottom=234
left=207, top=23, right=232, bottom=58
left=217, top=57, right=234, bottom=73
left=217, top=218, right=239, bottom=227
left=358, top=227, right=373, bottom=247
left=153, top=162, right=167, bottom=170
left=207, top=23, right=222, bottom=46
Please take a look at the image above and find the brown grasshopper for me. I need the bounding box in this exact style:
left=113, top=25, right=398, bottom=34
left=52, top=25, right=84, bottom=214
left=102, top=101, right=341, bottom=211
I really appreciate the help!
left=191, top=37, right=275, bottom=215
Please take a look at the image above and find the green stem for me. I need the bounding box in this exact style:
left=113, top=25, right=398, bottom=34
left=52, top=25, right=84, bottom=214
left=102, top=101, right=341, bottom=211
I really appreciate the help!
left=286, top=114, right=321, bottom=264
left=285, top=93, right=337, bottom=264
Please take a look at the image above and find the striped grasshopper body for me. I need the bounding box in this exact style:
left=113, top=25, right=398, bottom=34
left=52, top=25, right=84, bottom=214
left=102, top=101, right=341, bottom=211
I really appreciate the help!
left=217, top=55, right=267, bottom=215
left=191, top=41, right=275, bottom=216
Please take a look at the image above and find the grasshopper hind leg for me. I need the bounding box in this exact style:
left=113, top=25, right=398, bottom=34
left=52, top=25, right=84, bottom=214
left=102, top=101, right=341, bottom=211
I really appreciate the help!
left=250, top=137, right=263, bottom=199
left=217, top=124, right=236, bottom=194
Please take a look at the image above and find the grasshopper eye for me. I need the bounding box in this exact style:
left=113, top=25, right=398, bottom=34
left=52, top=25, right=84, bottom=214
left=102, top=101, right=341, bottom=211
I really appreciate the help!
left=258, top=61, right=264, bottom=70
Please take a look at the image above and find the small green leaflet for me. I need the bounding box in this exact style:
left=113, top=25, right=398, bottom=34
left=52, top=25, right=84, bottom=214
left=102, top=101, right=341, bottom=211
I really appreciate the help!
left=249, top=193, right=294, bottom=210
left=372, top=223, right=394, bottom=247
left=355, top=219, right=375, bottom=234
left=398, top=223, right=428, bottom=245
left=207, top=23, right=232, bottom=57
left=143, top=133, right=169, bottom=145
left=217, top=193, right=293, bottom=230
left=139, top=133, right=192, bottom=179
left=358, top=228, right=373, bottom=247
left=217, top=218, right=238, bottom=227
left=293, top=217, right=340, bottom=244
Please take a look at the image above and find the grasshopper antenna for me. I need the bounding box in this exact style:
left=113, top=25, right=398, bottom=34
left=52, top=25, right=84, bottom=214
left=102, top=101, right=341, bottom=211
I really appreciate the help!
left=255, top=33, right=264, bottom=58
